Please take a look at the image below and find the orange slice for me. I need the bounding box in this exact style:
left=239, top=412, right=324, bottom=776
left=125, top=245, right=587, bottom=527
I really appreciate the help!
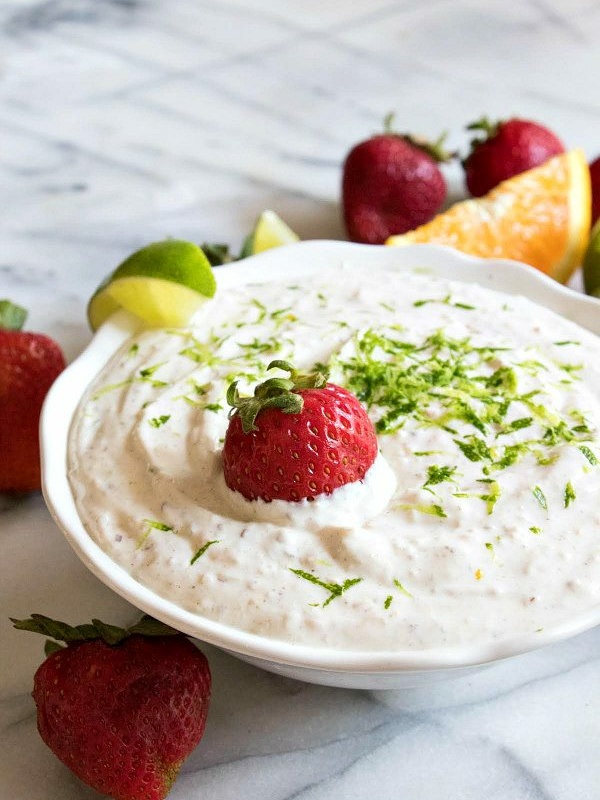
left=386, top=150, right=591, bottom=283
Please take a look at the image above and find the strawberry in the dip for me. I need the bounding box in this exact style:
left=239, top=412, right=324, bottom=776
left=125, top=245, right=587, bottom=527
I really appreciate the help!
left=222, top=360, right=378, bottom=503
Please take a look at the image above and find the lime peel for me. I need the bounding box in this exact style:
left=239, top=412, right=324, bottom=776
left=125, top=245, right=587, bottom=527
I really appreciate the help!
left=583, top=218, right=600, bottom=298
left=87, top=240, right=216, bottom=331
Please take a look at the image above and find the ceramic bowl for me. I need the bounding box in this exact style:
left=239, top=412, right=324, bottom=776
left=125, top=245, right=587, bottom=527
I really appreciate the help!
left=40, top=241, right=600, bottom=689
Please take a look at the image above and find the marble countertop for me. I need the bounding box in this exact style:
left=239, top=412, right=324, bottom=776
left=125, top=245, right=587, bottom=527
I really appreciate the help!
left=1, top=1, right=599, bottom=798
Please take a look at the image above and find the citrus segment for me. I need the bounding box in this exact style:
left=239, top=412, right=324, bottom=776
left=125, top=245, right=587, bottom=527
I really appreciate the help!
left=240, top=210, right=299, bottom=257
left=87, top=240, right=216, bottom=331
left=92, top=277, right=212, bottom=329
left=387, top=150, right=591, bottom=283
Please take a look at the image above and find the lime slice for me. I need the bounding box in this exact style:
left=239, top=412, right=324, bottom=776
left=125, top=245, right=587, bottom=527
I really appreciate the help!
left=583, top=219, right=600, bottom=298
left=87, top=240, right=216, bottom=331
left=240, top=210, right=299, bottom=257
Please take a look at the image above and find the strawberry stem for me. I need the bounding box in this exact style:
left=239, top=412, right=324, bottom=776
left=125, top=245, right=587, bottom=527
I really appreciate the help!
left=401, top=131, right=455, bottom=163
left=0, top=299, right=27, bottom=331
left=380, top=115, right=454, bottom=162
left=227, top=360, right=328, bottom=433
left=383, top=111, right=395, bottom=134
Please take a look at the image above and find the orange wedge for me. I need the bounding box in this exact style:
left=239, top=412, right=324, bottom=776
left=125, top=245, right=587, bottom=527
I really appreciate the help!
left=386, top=150, right=591, bottom=283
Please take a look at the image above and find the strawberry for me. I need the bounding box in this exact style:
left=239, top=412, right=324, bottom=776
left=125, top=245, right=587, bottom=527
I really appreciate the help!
left=12, top=614, right=211, bottom=800
left=222, top=360, right=378, bottom=502
left=590, top=155, right=600, bottom=225
left=463, top=116, right=565, bottom=197
left=342, top=115, right=451, bottom=244
left=0, top=300, right=66, bottom=493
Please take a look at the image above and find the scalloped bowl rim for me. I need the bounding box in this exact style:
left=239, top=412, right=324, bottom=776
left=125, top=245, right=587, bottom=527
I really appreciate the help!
left=41, top=241, right=600, bottom=676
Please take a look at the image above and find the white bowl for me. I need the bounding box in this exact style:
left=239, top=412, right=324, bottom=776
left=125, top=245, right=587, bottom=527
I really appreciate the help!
left=41, top=241, right=600, bottom=689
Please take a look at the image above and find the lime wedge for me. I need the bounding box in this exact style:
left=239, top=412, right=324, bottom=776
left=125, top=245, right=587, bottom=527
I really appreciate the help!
left=87, top=240, right=216, bottom=331
left=240, top=210, right=299, bottom=257
left=583, top=219, right=600, bottom=298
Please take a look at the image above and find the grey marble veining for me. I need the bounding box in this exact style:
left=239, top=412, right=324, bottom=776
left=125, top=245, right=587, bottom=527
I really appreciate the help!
left=1, top=1, right=599, bottom=798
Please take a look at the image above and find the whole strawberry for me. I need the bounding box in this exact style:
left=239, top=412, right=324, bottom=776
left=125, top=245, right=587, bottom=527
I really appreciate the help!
left=342, top=115, right=451, bottom=244
left=12, top=614, right=211, bottom=800
left=222, top=360, right=378, bottom=502
left=590, top=155, right=600, bottom=225
left=463, top=116, right=565, bottom=197
left=0, top=300, right=66, bottom=492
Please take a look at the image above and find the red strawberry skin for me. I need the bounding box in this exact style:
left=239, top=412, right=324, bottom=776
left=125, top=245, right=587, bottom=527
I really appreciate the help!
left=590, top=155, right=600, bottom=225
left=223, top=383, right=378, bottom=502
left=342, top=135, right=447, bottom=244
left=0, top=330, right=65, bottom=492
left=33, top=635, right=211, bottom=800
left=464, top=118, right=564, bottom=197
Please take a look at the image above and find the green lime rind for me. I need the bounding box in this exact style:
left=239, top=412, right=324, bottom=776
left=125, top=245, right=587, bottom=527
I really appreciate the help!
left=87, top=240, right=216, bottom=331
left=87, top=281, right=121, bottom=330
left=107, top=240, right=216, bottom=295
left=238, top=231, right=255, bottom=259
left=583, top=219, right=600, bottom=298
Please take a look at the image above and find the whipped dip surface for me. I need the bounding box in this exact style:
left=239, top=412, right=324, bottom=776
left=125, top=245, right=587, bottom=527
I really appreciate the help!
left=68, top=266, right=600, bottom=651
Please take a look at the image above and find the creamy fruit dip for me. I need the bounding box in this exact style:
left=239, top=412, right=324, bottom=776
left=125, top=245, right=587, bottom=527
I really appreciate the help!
left=68, top=266, right=600, bottom=651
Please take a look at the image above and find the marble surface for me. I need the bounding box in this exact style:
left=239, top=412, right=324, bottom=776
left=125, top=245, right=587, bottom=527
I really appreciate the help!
left=1, top=1, right=599, bottom=798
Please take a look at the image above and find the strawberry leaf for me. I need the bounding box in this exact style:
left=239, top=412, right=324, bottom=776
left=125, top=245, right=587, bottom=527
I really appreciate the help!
left=199, top=242, right=233, bottom=266
left=11, top=613, right=180, bottom=650
left=227, top=360, right=328, bottom=433
left=0, top=299, right=27, bottom=331
left=127, top=615, right=180, bottom=637
left=91, top=619, right=129, bottom=645
left=44, top=640, right=65, bottom=656
left=466, top=116, right=500, bottom=138
left=464, top=116, right=501, bottom=159
left=11, top=614, right=90, bottom=643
